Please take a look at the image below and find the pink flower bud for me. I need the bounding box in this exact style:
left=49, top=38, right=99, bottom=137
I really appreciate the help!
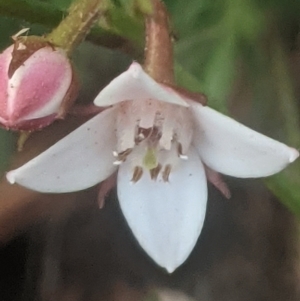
left=0, top=40, right=77, bottom=131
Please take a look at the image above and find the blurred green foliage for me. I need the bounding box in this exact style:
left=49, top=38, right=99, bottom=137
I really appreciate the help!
left=42, top=0, right=72, bottom=9
left=0, top=130, right=14, bottom=173
left=0, top=0, right=300, bottom=215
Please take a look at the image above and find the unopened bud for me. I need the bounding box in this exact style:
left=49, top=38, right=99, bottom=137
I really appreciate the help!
left=0, top=36, right=78, bottom=131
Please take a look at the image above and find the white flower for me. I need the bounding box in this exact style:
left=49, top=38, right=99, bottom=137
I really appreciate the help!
left=6, top=62, right=299, bottom=273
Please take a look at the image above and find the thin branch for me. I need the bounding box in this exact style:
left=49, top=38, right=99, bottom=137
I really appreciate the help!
left=0, top=0, right=141, bottom=52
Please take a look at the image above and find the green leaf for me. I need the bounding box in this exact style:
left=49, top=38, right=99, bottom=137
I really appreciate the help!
left=42, top=0, right=73, bottom=9
left=100, top=6, right=144, bottom=45
left=201, top=36, right=236, bottom=113
left=265, top=163, right=300, bottom=217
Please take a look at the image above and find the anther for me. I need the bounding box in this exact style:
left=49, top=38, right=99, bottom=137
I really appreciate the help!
left=150, top=163, right=162, bottom=180
left=135, top=127, right=152, bottom=143
left=138, top=132, right=145, bottom=140
left=162, top=164, right=172, bottom=182
left=177, top=143, right=188, bottom=160
left=131, top=166, right=143, bottom=183
left=116, top=148, right=132, bottom=162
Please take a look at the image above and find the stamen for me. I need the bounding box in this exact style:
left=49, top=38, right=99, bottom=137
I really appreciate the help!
left=177, top=143, right=188, bottom=160
left=150, top=126, right=162, bottom=141
left=135, top=127, right=152, bottom=143
left=162, top=164, right=172, bottom=182
left=150, top=163, right=162, bottom=180
left=116, top=148, right=132, bottom=162
left=131, top=166, right=143, bottom=183
left=177, top=143, right=189, bottom=160
left=138, top=132, right=145, bottom=140
left=177, top=143, right=182, bottom=156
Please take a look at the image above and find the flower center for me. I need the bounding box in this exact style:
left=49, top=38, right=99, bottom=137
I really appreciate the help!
left=114, top=99, right=193, bottom=182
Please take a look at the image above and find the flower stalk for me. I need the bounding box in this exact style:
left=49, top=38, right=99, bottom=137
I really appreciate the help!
left=47, top=0, right=109, bottom=55
left=144, top=0, right=207, bottom=104
left=144, top=0, right=174, bottom=84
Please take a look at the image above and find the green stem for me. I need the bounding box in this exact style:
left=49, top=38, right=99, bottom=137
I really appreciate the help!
left=47, top=0, right=109, bottom=54
left=0, top=0, right=135, bottom=52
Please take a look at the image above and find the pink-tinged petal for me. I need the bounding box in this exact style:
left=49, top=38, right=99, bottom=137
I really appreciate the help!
left=97, top=172, right=117, bottom=208
left=204, top=165, right=231, bottom=199
left=190, top=102, right=299, bottom=178
left=7, top=107, right=118, bottom=193
left=117, top=147, right=207, bottom=273
left=0, top=46, right=12, bottom=123
left=94, top=62, right=188, bottom=107
left=7, top=47, right=72, bottom=122
left=6, top=114, right=57, bottom=132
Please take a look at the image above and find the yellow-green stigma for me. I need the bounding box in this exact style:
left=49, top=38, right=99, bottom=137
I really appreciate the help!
left=143, top=148, right=158, bottom=170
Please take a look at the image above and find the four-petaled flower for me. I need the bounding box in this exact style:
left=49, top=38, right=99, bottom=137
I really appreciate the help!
left=7, top=62, right=299, bottom=272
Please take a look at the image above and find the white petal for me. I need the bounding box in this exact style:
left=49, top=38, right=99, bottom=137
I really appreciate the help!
left=94, top=62, right=188, bottom=107
left=7, top=108, right=118, bottom=192
left=117, top=147, right=207, bottom=273
left=190, top=102, right=299, bottom=178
